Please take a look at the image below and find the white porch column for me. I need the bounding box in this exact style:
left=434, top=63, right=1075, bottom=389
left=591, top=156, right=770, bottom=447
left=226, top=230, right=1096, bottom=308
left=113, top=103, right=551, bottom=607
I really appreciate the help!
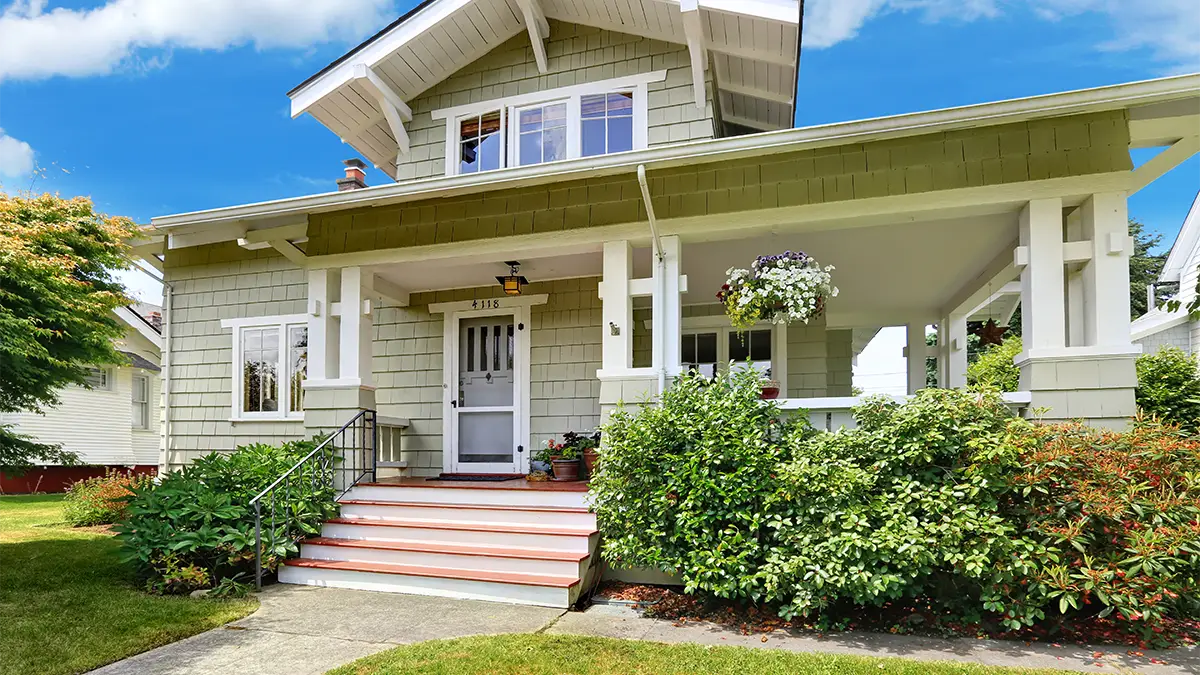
left=946, top=314, right=968, bottom=389
left=599, top=241, right=633, bottom=372
left=338, top=266, right=375, bottom=387
left=935, top=321, right=949, bottom=388
left=1064, top=209, right=1087, bottom=347
left=652, top=235, right=683, bottom=378
left=1019, top=198, right=1066, bottom=353
left=1081, top=193, right=1133, bottom=348
left=306, top=269, right=339, bottom=381
left=906, top=322, right=927, bottom=394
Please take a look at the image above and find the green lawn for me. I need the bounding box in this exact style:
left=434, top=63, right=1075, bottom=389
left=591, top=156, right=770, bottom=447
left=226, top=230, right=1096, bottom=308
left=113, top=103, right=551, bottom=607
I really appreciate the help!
left=0, top=494, right=257, bottom=675
left=329, top=634, right=1069, bottom=675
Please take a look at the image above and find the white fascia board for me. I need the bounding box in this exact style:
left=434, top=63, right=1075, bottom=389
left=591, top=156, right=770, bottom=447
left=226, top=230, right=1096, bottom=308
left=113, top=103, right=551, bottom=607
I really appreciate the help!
left=289, top=0, right=475, bottom=118
left=154, top=74, right=1200, bottom=232
left=430, top=71, right=668, bottom=121
left=1159, top=190, right=1200, bottom=282
left=650, top=0, right=800, bottom=24
left=115, top=306, right=163, bottom=350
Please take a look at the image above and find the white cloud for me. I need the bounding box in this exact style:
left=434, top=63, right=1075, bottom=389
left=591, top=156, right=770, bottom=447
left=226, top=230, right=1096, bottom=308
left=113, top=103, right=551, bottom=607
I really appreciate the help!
left=0, top=127, right=35, bottom=178
left=0, top=0, right=397, bottom=81
left=803, top=0, right=1199, bottom=72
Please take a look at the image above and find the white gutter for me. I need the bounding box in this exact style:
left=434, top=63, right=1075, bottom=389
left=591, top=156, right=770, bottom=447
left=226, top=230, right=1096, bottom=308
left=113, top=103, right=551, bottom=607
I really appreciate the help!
left=152, top=73, right=1200, bottom=232
left=637, top=164, right=669, bottom=396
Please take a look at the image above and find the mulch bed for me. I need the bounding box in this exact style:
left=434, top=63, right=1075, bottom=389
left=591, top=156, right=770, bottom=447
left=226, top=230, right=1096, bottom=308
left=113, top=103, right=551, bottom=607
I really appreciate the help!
left=592, top=581, right=1200, bottom=653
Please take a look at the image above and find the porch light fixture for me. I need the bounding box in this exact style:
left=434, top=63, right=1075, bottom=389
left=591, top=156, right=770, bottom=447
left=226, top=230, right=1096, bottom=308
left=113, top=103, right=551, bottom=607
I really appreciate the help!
left=496, top=261, right=528, bottom=296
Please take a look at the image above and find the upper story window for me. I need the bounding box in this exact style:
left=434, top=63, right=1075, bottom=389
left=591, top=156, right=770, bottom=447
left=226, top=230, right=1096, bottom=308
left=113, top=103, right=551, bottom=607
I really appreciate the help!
left=434, top=71, right=664, bottom=177
left=82, top=367, right=111, bottom=390
left=221, top=315, right=307, bottom=421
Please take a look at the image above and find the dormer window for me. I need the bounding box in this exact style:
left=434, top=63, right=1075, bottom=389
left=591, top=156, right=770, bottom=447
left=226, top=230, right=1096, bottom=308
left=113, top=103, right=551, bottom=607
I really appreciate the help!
left=435, top=71, right=664, bottom=177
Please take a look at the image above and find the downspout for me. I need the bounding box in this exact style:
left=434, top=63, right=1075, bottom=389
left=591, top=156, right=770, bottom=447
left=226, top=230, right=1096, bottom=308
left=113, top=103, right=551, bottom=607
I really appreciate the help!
left=636, top=165, right=668, bottom=396
left=129, top=259, right=172, bottom=475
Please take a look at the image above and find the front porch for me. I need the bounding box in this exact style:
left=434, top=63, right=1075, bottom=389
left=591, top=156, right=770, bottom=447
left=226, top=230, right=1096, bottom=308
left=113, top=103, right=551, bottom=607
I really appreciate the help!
left=296, top=188, right=1138, bottom=480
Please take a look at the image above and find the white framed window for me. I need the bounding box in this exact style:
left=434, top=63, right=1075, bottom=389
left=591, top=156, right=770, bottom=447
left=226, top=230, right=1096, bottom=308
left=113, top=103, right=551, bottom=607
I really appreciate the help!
left=82, top=367, right=111, bottom=390
left=132, top=375, right=149, bottom=429
left=434, top=71, right=664, bottom=176
left=221, top=315, right=308, bottom=421
left=680, top=323, right=783, bottom=383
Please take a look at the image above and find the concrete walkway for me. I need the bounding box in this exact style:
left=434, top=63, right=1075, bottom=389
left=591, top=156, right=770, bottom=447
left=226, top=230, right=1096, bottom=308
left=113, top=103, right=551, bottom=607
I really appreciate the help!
left=92, top=586, right=1197, bottom=674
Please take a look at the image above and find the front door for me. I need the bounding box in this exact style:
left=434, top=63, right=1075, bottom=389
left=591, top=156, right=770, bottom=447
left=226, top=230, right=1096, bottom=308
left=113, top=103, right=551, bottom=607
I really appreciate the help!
left=451, top=314, right=521, bottom=473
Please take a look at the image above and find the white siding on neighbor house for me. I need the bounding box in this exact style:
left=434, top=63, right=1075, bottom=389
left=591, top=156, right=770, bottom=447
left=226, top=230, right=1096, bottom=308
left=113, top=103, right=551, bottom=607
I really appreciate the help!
left=0, top=365, right=160, bottom=466
left=393, top=21, right=716, bottom=181
left=1135, top=321, right=1193, bottom=355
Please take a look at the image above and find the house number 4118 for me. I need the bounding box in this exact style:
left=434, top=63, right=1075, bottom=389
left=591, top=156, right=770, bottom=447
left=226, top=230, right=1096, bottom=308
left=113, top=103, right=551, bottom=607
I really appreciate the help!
left=471, top=299, right=502, bottom=309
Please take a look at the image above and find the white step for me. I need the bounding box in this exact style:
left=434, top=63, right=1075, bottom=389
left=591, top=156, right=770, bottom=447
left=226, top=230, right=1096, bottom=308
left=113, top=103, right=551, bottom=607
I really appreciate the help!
left=278, top=560, right=579, bottom=608
left=321, top=518, right=596, bottom=553
left=337, top=500, right=597, bottom=529
left=300, top=539, right=588, bottom=578
left=344, top=484, right=589, bottom=509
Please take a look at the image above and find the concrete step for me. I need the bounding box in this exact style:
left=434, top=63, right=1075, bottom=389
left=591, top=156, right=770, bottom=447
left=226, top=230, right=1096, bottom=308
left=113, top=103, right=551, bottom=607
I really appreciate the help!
left=278, top=558, right=580, bottom=608
left=337, top=500, right=597, bottom=529
left=321, top=517, right=597, bottom=553
left=299, top=537, right=589, bottom=577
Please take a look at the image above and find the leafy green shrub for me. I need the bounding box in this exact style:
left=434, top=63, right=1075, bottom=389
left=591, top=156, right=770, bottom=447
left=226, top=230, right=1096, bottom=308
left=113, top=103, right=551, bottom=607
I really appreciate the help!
left=764, top=389, right=1044, bottom=624
left=62, top=470, right=154, bottom=526
left=967, top=335, right=1022, bottom=392
left=116, top=439, right=335, bottom=594
left=590, top=368, right=805, bottom=600
left=1136, top=347, right=1200, bottom=432
left=1005, top=419, right=1200, bottom=640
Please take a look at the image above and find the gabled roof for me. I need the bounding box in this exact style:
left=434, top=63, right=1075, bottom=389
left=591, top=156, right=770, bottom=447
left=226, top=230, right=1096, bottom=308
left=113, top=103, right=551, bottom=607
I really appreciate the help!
left=288, top=0, right=802, bottom=179
left=115, top=305, right=163, bottom=351
left=1159, top=190, right=1200, bottom=283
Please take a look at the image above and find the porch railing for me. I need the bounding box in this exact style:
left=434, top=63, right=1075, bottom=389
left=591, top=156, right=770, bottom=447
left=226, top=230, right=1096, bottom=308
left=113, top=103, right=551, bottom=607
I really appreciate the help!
left=376, top=415, right=409, bottom=468
left=779, top=392, right=1033, bottom=432
left=249, top=409, right=377, bottom=590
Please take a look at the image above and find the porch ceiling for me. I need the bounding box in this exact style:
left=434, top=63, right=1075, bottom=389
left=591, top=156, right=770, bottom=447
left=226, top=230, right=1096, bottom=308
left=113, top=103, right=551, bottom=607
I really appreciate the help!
left=368, top=209, right=1020, bottom=329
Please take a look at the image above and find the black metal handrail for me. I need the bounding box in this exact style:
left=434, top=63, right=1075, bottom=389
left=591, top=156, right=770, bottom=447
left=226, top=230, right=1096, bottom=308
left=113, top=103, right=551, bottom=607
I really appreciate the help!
left=250, top=409, right=377, bottom=589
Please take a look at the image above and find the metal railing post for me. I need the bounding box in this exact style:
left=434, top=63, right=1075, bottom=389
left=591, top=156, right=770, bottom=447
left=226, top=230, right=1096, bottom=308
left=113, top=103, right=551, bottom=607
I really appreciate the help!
left=370, top=410, right=378, bottom=482
left=254, top=501, right=263, bottom=591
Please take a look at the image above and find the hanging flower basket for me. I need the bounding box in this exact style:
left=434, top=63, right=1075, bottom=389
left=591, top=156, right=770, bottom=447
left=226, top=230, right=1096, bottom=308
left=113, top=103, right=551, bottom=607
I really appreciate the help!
left=717, top=251, right=838, bottom=330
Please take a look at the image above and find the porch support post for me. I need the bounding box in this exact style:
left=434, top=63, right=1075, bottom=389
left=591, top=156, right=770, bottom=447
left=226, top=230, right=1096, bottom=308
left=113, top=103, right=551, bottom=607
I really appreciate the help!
left=304, top=266, right=376, bottom=444
left=946, top=314, right=968, bottom=389
left=339, top=266, right=375, bottom=387
left=906, top=323, right=926, bottom=395
left=935, top=321, right=949, bottom=388
left=652, top=235, right=683, bottom=379
left=306, top=269, right=339, bottom=382
left=600, top=241, right=633, bottom=371
left=1016, top=195, right=1138, bottom=430
left=1019, top=198, right=1066, bottom=353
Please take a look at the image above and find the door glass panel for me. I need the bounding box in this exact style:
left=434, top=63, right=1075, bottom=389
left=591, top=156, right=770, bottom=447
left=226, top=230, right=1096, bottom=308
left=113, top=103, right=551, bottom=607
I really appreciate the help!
left=682, top=331, right=718, bottom=379
left=458, top=411, right=515, bottom=464
left=730, top=330, right=772, bottom=377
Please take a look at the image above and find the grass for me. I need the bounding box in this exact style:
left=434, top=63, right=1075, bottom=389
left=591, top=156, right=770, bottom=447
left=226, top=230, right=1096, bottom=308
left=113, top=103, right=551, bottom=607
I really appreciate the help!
left=0, top=494, right=257, bottom=675
left=328, top=634, right=1070, bottom=675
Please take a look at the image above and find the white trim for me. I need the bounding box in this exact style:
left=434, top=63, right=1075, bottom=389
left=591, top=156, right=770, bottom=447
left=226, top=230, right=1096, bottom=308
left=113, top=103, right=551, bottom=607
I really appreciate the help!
left=131, top=374, right=150, bottom=430
left=777, top=391, right=1033, bottom=411
left=1160, top=191, right=1200, bottom=283
left=1015, top=345, right=1143, bottom=363
left=441, top=304, right=534, bottom=475
left=428, top=294, right=549, bottom=315
left=1131, top=311, right=1190, bottom=341
left=115, top=306, right=163, bottom=349
left=439, top=75, right=656, bottom=177
left=157, top=73, right=1200, bottom=234
left=224, top=316, right=310, bottom=421
left=431, top=71, right=666, bottom=122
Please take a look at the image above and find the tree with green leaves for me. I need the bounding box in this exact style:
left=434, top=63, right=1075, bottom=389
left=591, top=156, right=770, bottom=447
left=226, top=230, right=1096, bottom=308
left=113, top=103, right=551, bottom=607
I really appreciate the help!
left=1129, top=218, right=1171, bottom=318
left=1, top=192, right=140, bottom=474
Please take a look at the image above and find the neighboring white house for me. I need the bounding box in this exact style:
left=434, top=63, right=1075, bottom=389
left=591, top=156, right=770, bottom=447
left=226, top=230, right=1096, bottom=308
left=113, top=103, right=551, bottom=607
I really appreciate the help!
left=127, top=1, right=1200, bottom=605
left=0, top=304, right=163, bottom=492
left=1132, top=191, right=1200, bottom=354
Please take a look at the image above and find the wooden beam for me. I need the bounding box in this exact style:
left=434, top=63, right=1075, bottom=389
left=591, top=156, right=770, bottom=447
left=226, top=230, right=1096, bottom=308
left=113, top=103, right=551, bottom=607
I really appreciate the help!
left=372, top=275, right=411, bottom=307
left=516, top=0, right=549, bottom=73
left=1129, top=135, right=1199, bottom=194
left=239, top=221, right=309, bottom=245
left=270, top=240, right=308, bottom=267
left=353, top=64, right=412, bottom=162
left=716, top=77, right=792, bottom=105
left=680, top=0, right=706, bottom=110
left=722, top=114, right=781, bottom=131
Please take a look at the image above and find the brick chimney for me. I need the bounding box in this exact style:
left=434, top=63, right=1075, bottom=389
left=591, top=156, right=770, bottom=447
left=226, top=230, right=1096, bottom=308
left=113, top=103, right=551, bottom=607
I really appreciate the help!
left=147, top=311, right=163, bottom=331
left=337, top=158, right=368, bottom=191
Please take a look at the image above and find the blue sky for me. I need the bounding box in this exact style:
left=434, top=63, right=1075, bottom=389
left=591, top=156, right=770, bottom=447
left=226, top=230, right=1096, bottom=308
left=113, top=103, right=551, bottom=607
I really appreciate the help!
left=0, top=0, right=1197, bottom=307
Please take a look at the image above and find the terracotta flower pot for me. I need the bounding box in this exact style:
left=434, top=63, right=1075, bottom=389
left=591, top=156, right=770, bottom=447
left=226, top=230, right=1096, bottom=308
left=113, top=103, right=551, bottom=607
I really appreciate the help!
left=550, top=458, right=581, bottom=482
left=582, top=447, right=599, bottom=478
left=760, top=380, right=781, bottom=400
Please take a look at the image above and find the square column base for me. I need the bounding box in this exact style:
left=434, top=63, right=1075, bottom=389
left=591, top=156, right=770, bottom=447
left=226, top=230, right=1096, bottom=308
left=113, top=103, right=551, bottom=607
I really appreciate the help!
left=303, top=381, right=377, bottom=436
left=1016, top=351, right=1137, bottom=430
left=598, top=374, right=660, bottom=425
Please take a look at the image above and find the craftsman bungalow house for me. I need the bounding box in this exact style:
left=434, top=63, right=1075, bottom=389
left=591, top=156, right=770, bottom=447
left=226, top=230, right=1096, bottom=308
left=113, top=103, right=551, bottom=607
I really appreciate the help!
left=136, top=0, right=1200, bottom=606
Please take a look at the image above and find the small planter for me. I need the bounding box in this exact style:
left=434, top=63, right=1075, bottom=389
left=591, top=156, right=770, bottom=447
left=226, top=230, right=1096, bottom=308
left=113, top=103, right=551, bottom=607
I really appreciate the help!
left=550, top=458, right=581, bottom=482
left=582, top=447, right=599, bottom=478
left=760, top=380, right=781, bottom=400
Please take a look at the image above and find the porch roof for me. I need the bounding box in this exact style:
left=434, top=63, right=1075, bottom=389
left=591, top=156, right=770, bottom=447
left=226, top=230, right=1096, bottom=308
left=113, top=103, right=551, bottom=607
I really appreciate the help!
left=152, top=73, right=1200, bottom=241
left=287, top=0, right=802, bottom=177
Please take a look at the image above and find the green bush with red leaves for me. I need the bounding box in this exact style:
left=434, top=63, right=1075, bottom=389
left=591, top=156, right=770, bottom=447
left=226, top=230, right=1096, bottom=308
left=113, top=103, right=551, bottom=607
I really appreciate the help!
left=62, top=469, right=154, bottom=527
left=1003, top=418, right=1200, bottom=641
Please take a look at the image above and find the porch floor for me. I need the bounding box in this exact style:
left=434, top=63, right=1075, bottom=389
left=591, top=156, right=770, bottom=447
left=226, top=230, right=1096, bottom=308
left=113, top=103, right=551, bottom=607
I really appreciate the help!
left=366, top=477, right=590, bottom=492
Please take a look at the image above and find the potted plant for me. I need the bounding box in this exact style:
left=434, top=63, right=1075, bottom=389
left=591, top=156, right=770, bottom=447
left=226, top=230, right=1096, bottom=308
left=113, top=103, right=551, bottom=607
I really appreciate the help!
left=564, top=431, right=602, bottom=478
left=717, top=251, right=838, bottom=330
left=545, top=439, right=582, bottom=482
left=760, top=379, right=781, bottom=400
